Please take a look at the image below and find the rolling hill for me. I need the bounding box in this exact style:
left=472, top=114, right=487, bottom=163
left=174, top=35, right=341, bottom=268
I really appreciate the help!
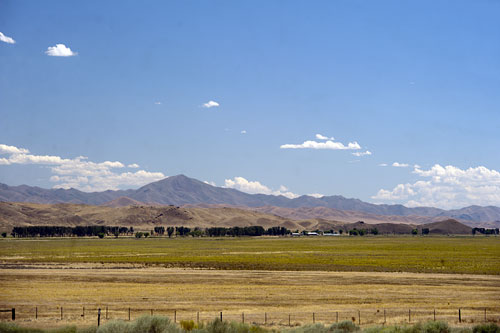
left=1, top=174, right=499, bottom=225
left=0, top=201, right=475, bottom=235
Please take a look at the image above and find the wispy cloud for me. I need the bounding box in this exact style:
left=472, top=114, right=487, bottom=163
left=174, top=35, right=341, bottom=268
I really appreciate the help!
left=392, top=162, right=409, bottom=167
left=154, top=102, right=162, bottom=105
left=281, top=135, right=361, bottom=150
left=0, top=32, right=15, bottom=44
left=202, top=100, right=219, bottom=108
left=0, top=143, right=164, bottom=191
left=45, top=44, right=77, bottom=57
left=352, top=150, right=372, bottom=157
left=315, top=134, right=334, bottom=140
left=241, top=130, right=247, bottom=134
left=224, top=176, right=298, bottom=199
left=378, top=163, right=388, bottom=167
left=372, top=164, right=500, bottom=209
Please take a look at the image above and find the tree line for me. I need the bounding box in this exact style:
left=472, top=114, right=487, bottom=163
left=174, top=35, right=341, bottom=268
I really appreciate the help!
left=10, top=226, right=133, bottom=238
left=9, top=225, right=292, bottom=238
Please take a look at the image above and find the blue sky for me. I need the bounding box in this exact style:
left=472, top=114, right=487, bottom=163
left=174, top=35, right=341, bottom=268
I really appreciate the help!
left=1, top=0, right=500, bottom=209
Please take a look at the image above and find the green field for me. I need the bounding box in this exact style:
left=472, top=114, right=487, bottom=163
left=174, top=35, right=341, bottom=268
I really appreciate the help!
left=1, top=236, right=499, bottom=274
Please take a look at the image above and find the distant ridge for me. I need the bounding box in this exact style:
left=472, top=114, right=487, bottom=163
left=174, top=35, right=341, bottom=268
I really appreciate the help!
left=1, top=174, right=500, bottom=225
left=0, top=202, right=475, bottom=235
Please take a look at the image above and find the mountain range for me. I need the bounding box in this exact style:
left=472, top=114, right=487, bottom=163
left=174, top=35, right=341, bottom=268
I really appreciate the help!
left=1, top=174, right=500, bottom=225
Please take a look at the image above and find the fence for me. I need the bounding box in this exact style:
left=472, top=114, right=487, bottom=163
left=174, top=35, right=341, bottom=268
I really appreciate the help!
left=1, top=306, right=499, bottom=327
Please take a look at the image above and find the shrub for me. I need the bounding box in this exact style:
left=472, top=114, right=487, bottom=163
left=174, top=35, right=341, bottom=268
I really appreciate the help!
left=96, top=320, right=130, bottom=333
left=420, top=321, right=450, bottom=333
left=131, top=315, right=179, bottom=333
left=284, top=323, right=329, bottom=333
left=472, top=323, right=499, bottom=333
left=0, top=322, right=44, bottom=332
left=97, top=233, right=105, bottom=239
left=135, top=232, right=143, bottom=238
left=201, top=319, right=266, bottom=333
left=1, top=232, right=7, bottom=238
left=329, top=321, right=360, bottom=333
left=180, top=320, right=195, bottom=331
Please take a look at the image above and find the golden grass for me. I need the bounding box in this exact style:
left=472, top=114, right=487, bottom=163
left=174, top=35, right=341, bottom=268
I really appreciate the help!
left=0, top=265, right=499, bottom=328
left=1, top=237, right=499, bottom=329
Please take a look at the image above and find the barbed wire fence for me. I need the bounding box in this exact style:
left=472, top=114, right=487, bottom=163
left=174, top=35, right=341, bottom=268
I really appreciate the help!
left=1, top=306, right=499, bottom=327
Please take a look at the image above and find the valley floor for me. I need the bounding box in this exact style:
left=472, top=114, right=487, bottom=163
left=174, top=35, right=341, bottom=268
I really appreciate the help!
left=0, top=237, right=499, bottom=329
left=0, top=265, right=499, bottom=329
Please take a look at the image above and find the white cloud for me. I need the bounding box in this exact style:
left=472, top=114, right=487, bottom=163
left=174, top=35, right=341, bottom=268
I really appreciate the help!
left=45, top=44, right=77, bottom=57
left=281, top=139, right=361, bottom=150
left=0, top=32, right=15, bottom=44
left=224, top=176, right=298, bottom=199
left=0, top=144, right=30, bottom=155
left=352, top=150, right=372, bottom=157
left=372, top=164, right=500, bottom=209
left=0, top=143, right=165, bottom=191
left=379, top=163, right=388, bottom=167
left=315, top=134, right=334, bottom=140
left=392, top=162, right=409, bottom=168
left=204, top=180, right=216, bottom=186
left=155, top=102, right=162, bottom=105
left=241, top=130, right=247, bottom=134
left=308, top=193, right=324, bottom=198
left=202, top=100, right=219, bottom=108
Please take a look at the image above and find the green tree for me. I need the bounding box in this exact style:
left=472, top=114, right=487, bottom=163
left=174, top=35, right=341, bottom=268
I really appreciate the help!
left=411, top=229, right=418, bottom=235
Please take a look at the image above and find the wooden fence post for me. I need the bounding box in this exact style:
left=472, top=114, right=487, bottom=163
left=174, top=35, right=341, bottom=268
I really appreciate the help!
left=106, top=306, right=108, bottom=320
left=61, top=307, right=63, bottom=320
left=128, top=307, right=131, bottom=321
left=434, top=309, right=436, bottom=321
left=197, top=311, right=199, bottom=324
left=174, top=310, right=176, bottom=323
left=384, top=309, right=386, bottom=324
left=336, top=311, right=339, bottom=323
left=358, top=310, right=361, bottom=325
left=98, top=308, right=101, bottom=327
left=409, top=309, right=411, bottom=323
left=459, top=308, right=461, bottom=323
left=265, top=312, right=267, bottom=325
left=288, top=314, right=291, bottom=327
left=35, top=307, right=38, bottom=320
left=82, top=307, right=85, bottom=319
left=220, top=311, right=223, bottom=321
left=151, top=309, right=153, bottom=316
left=12, top=308, right=15, bottom=321
left=242, top=312, right=244, bottom=323
left=313, top=312, right=315, bottom=323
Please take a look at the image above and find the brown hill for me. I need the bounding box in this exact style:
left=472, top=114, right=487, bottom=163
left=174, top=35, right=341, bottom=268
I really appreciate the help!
left=417, top=219, right=472, bottom=235
left=0, top=202, right=474, bottom=235
left=248, top=206, right=448, bottom=225
left=0, top=202, right=333, bottom=233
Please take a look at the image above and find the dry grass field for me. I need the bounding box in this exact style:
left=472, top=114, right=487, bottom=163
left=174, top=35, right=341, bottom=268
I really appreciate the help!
left=0, top=236, right=499, bottom=329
